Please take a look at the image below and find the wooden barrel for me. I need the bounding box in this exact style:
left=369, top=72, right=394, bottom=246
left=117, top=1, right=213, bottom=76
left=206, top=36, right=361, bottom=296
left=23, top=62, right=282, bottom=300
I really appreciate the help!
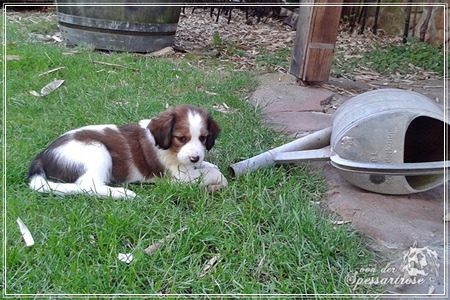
left=55, top=1, right=181, bottom=53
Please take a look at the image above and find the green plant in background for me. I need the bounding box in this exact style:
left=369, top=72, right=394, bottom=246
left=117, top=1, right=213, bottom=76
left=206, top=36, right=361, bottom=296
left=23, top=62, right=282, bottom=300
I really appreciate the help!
left=212, top=31, right=246, bottom=58
left=225, top=41, right=246, bottom=57
left=332, top=36, right=446, bottom=78
left=367, top=37, right=445, bottom=76
left=213, top=30, right=223, bottom=50
left=257, top=46, right=292, bottom=69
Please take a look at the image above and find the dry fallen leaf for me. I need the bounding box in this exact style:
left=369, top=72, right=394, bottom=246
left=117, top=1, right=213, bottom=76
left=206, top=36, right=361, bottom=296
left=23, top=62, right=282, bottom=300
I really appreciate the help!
left=204, top=90, right=218, bottom=96
left=88, top=234, right=96, bottom=245
left=6, top=55, right=21, bottom=61
left=17, top=217, right=34, bottom=247
left=29, top=90, right=41, bottom=97
left=117, top=253, right=134, bottom=264
left=213, top=102, right=239, bottom=114
left=331, top=220, right=352, bottom=225
left=62, top=50, right=79, bottom=56
left=144, top=226, right=188, bottom=255
left=52, top=34, right=62, bottom=43
left=149, top=46, right=174, bottom=57
left=30, top=79, right=65, bottom=97
left=199, top=254, right=221, bottom=278
left=40, top=79, right=65, bottom=96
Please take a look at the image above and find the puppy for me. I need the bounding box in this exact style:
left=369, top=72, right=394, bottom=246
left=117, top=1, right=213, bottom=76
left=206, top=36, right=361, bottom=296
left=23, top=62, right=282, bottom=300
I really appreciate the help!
left=27, top=105, right=228, bottom=199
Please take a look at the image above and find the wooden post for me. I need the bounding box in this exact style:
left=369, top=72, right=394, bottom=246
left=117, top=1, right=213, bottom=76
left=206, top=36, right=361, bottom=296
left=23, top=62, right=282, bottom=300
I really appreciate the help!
left=290, top=0, right=343, bottom=83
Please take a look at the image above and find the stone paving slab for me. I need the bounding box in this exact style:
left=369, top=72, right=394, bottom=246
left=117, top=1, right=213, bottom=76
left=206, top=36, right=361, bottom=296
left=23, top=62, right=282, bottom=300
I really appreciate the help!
left=324, top=163, right=445, bottom=250
left=251, top=73, right=334, bottom=112
left=249, top=72, right=449, bottom=298
left=250, top=73, right=334, bottom=137
left=265, top=111, right=332, bottom=137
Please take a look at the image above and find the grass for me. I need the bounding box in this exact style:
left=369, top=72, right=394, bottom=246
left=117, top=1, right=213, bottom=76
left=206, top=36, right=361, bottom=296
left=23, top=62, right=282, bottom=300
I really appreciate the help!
left=4, top=11, right=380, bottom=296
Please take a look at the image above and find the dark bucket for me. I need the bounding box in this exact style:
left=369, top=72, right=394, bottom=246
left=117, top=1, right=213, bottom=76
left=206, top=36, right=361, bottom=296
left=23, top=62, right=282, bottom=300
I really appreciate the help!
left=55, top=1, right=181, bottom=53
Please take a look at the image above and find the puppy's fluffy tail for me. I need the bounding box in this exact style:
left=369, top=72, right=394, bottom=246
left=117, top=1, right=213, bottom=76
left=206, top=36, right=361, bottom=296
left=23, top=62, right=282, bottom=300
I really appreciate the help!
left=27, top=155, right=55, bottom=194
left=29, top=173, right=53, bottom=194
left=28, top=154, right=48, bottom=191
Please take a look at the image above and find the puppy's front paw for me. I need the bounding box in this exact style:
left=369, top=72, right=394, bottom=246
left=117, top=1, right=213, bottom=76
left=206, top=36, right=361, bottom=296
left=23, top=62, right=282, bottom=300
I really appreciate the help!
left=200, top=161, right=218, bottom=169
left=207, top=182, right=227, bottom=192
left=201, top=167, right=228, bottom=191
left=110, top=187, right=136, bottom=199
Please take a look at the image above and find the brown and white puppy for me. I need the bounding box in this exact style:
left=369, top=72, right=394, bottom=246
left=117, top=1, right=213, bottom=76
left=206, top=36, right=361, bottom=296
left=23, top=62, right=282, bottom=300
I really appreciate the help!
left=28, top=105, right=227, bottom=199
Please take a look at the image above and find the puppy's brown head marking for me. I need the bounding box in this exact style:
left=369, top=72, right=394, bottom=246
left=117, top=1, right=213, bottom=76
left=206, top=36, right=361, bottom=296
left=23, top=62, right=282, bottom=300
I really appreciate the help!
left=149, top=105, right=221, bottom=151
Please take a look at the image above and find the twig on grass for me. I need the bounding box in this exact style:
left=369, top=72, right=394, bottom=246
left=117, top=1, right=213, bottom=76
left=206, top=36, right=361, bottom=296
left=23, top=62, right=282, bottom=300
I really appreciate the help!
left=39, top=66, right=65, bottom=77
left=91, top=60, right=140, bottom=72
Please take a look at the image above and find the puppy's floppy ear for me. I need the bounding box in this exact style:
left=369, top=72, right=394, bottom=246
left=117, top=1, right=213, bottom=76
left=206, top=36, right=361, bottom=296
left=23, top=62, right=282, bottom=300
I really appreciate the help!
left=206, top=115, right=221, bottom=151
left=149, top=109, right=174, bottom=150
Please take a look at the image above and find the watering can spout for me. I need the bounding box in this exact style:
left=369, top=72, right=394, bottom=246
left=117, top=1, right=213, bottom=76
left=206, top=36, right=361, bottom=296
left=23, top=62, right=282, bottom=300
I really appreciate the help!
left=229, top=127, right=332, bottom=178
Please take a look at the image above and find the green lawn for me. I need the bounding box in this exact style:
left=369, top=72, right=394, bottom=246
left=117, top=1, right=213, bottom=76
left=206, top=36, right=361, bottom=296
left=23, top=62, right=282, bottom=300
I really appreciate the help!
left=3, top=11, right=379, bottom=296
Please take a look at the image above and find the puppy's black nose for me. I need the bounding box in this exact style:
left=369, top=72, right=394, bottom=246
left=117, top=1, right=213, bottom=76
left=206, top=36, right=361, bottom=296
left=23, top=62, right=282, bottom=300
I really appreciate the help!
left=190, top=156, right=200, bottom=163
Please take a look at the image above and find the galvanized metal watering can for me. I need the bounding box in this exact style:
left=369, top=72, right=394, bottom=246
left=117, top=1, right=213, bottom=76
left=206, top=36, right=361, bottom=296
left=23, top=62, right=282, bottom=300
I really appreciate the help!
left=231, top=89, right=449, bottom=195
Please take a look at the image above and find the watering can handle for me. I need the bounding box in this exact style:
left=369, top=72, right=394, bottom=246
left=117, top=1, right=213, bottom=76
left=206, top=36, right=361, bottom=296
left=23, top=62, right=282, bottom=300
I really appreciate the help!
left=330, top=155, right=449, bottom=175
left=273, top=150, right=448, bottom=175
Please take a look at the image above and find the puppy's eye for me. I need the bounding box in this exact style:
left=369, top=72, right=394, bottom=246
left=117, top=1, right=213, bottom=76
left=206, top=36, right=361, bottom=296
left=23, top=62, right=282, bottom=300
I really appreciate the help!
left=176, top=136, right=187, bottom=143
left=199, top=135, right=207, bottom=143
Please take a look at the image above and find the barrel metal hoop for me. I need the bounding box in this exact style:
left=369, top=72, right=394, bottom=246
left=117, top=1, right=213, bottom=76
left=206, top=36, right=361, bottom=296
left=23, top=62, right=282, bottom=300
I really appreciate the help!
left=57, top=12, right=178, bottom=34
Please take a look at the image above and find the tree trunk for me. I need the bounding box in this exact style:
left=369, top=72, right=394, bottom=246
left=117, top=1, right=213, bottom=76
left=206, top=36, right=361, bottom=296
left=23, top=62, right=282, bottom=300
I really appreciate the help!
left=419, top=4, right=433, bottom=42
